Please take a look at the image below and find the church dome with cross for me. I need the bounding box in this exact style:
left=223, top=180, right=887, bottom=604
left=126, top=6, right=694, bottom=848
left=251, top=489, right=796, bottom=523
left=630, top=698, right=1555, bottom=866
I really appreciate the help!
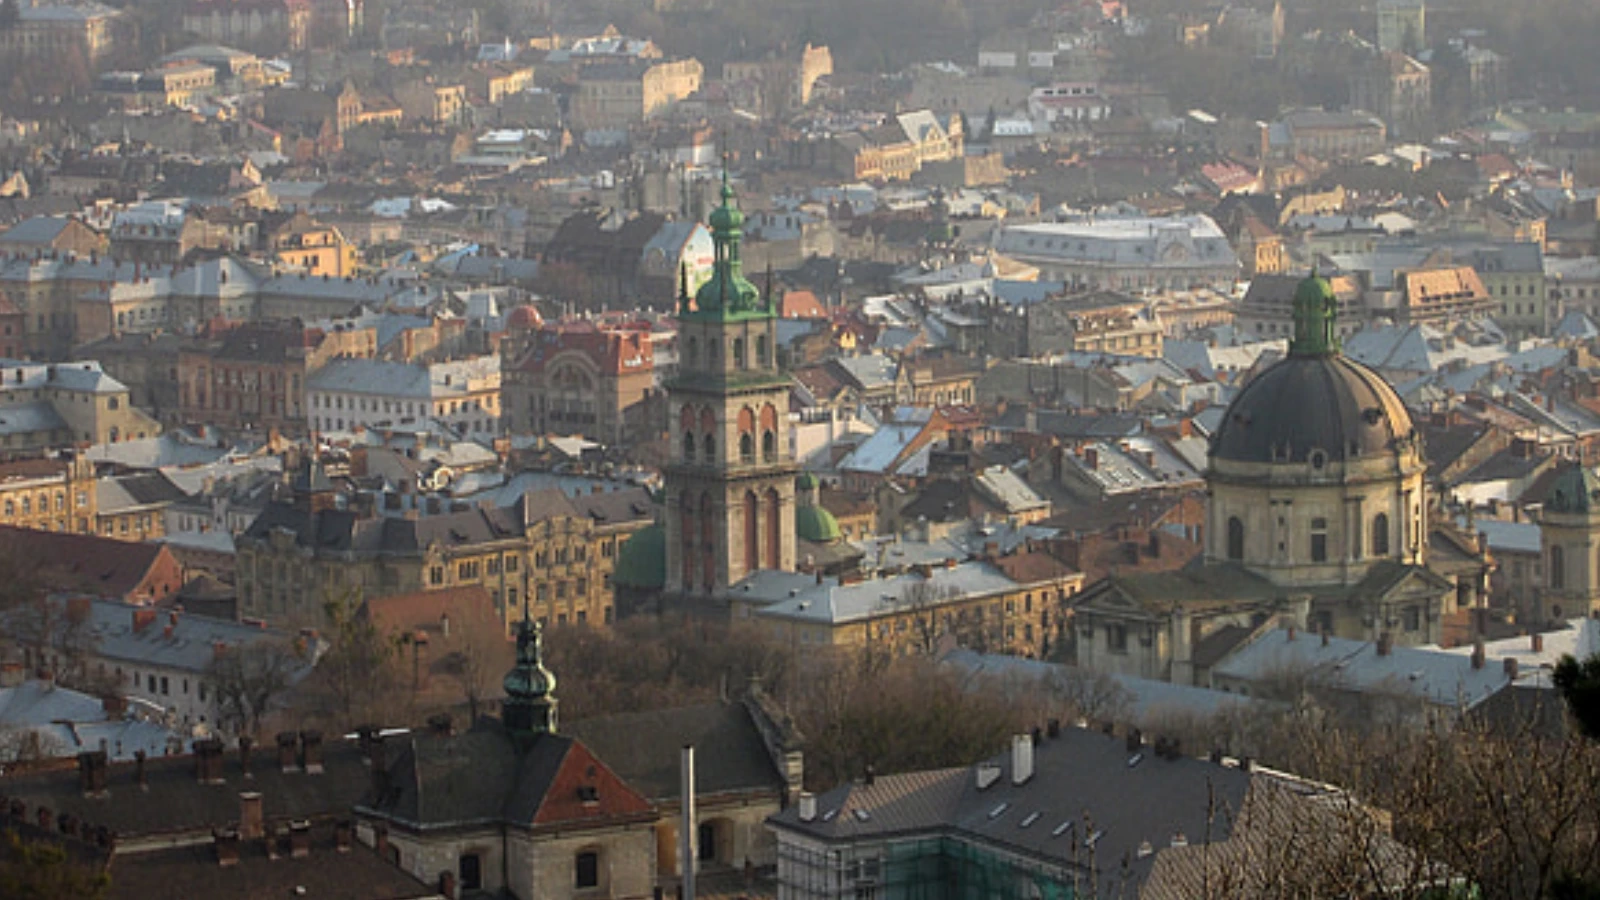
left=1204, top=271, right=1428, bottom=589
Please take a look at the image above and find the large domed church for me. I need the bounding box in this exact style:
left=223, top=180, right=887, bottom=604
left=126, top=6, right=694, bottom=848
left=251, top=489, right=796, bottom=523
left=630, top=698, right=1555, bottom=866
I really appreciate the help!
left=1074, top=273, right=1492, bottom=684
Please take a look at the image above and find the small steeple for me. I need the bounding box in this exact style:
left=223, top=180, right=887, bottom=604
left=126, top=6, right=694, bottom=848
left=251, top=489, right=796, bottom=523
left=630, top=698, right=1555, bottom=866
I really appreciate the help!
left=1290, top=269, right=1340, bottom=357
left=502, top=599, right=557, bottom=737
left=691, top=154, right=762, bottom=317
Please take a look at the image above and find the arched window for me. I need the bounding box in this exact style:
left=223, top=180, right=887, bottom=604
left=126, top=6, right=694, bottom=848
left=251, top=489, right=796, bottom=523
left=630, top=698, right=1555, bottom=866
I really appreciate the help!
left=685, top=337, right=698, bottom=367
left=682, top=430, right=695, bottom=461
left=1372, top=514, right=1390, bottom=556
left=762, top=430, right=776, bottom=462
left=1552, top=545, right=1566, bottom=590
left=1226, top=516, right=1244, bottom=561
left=744, top=491, right=759, bottom=575
left=701, top=407, right=717, bottom=464
left=733, top=337, right=745, bottom=369
left=737, top=407, right=755, bottom=463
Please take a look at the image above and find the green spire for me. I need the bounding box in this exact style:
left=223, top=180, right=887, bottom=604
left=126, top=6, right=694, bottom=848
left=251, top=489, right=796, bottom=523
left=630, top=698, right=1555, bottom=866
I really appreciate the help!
left=1290, top=269, right=1340, bottom=357
left=689, top=155, right=764, bottom=320
left=502, top=609, right=557, bottom=736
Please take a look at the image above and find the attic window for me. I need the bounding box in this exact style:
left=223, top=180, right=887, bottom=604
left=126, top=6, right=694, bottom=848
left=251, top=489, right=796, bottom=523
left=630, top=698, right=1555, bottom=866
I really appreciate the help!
left=577, top=785, right=599, bottom=804
left=1052, top=821, right=1075, bottom=838
left=988, top=803, right=1009, bottom=820
left=851, top=809, right=871, bottom=822
left=1019, top=812, right=1041, bottom=829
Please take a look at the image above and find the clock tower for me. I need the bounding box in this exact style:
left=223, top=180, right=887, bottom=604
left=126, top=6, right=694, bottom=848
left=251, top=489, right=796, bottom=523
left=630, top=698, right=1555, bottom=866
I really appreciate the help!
left=663, top=166, right=798, bottom=598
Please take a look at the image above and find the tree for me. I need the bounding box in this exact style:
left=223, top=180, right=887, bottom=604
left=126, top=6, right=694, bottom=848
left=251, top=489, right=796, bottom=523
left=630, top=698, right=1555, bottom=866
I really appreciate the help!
left=437, top=609, right=510, bottom=724
left=0, top=829, right=109, bottom=900
left=313, top=588, right=404, bottom=727
left=1554, top=653, right=1600, bottom=738
left=207, top=639, right=306, bottom=738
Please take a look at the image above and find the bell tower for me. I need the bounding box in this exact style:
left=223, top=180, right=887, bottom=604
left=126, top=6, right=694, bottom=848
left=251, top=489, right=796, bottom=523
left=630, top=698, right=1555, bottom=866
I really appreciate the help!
left=663, top=163, right=798, bottom=599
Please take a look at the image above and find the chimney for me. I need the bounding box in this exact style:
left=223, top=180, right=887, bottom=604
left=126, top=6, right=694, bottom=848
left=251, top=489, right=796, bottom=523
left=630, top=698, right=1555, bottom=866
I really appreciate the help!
left=1084, top=447, right=1099, bottom=470
left=1376, top=631, right=1393, bottom=657
left=214, top=828, right=241, bottom=867
left=289, top=820, right=311, bottom=858
left=298, top=730, right=323, bottom=774
left=78, top=750, right=108, bottom=796
left=1046, top=718, right=1061, bottom=739
left=133, top=750, right=148, bottom=790
left=370, top=734, right=390, bottom=801
left=132, top=608, right=157, bottom=632
left=1011, top=734, right=1034, bottom=785
left=1504, top=657, right=1519, bottom=679
left=1321, top=627, right=1330, bottom=647
left=1532, top=633, right=1545, bottom=653
left=277, top=732, right=300, bottom=773
left=975, top=762, right=1002, bottom=790
left=1286, top=625, right=1296, bottom=642
left=195, top=738, right=225, bottom=785
left=798, top=792, right=817, bottom=822
left=334, top=820, right=353, bottom=852
left=373, top=823, right=389, bottom=857
left=1470, top=639, right=1486, bottom=670
left=239, top=792, right=264, bottom=840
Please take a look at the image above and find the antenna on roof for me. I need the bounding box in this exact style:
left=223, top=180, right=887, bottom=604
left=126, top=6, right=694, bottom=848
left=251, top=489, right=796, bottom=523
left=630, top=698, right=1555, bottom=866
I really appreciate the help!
left=764, top=259, right=775, bottom=312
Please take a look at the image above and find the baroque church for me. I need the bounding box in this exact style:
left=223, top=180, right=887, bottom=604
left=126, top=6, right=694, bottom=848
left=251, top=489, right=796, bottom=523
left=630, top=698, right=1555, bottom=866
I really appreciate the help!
left=1073, top=273, right=1493, bottom=684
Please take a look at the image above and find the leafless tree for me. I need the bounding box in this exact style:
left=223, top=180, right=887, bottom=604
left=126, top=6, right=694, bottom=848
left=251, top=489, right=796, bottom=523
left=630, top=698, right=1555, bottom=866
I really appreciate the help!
left=207, top=639, right=306, bottom=738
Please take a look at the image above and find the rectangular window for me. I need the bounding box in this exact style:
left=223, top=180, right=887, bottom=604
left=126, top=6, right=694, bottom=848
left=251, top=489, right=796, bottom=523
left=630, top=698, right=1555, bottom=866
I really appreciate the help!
left=430, top=566, right=444, bottom=586
left=575, top=852, right=599, bottom=889
left=1310, top=518, right=1328, bottom=563
left=1108, top=624, right=1128, bottom=653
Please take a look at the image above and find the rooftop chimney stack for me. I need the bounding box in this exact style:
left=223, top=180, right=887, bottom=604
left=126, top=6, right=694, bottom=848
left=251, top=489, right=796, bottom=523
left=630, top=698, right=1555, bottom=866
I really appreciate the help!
left=238, top=736, right=253, bottom=779
left=239, top=792, right=263, bottom=841
left=299, top=730, right=324, bottom=775
left=195, top=738, right=224, bottom=785
left=1470, top=639, right=1486, bottom=670
left=798, top=792, right=817, bottom=822
left=1012, top=734, right=1034, bottom=785
left=277, top=732, right=300, bottom=773
left=1376, top=631, right=1393, bottom=657
left=1532, top=633, right=1545, bottom=653
left=214, top=828, right=241, bottom=867
left=77, top=750, right=108, bottom=797
left=289, top=820, right=311, bottom=858
left=1504, top=657, right=1519, bottom=679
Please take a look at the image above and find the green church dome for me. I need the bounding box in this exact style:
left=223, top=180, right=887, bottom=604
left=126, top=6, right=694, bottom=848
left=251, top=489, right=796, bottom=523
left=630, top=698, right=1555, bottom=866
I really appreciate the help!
left=795, top=471, right=820, bottom=491
left=1548, top=466, right=1600, bottom=515
left=613, top=523, right=667, bottom=588
left=796, top=504, right=842, bottom=543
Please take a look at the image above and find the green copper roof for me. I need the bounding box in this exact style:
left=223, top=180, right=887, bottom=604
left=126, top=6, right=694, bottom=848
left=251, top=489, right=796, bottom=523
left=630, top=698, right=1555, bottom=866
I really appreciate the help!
left=1290, top=271, right=1340, bottom=357
left=796, top=504, right=842, bottom=543
left=795, top=471, right=820, bottom=491
left=681, top=165, right=770, bottom=323
left=613, top=522, right=666, bottom=588
left=1548, top=466, right=1600, bottom=515
left=502, top=618, right=556, bottom=703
